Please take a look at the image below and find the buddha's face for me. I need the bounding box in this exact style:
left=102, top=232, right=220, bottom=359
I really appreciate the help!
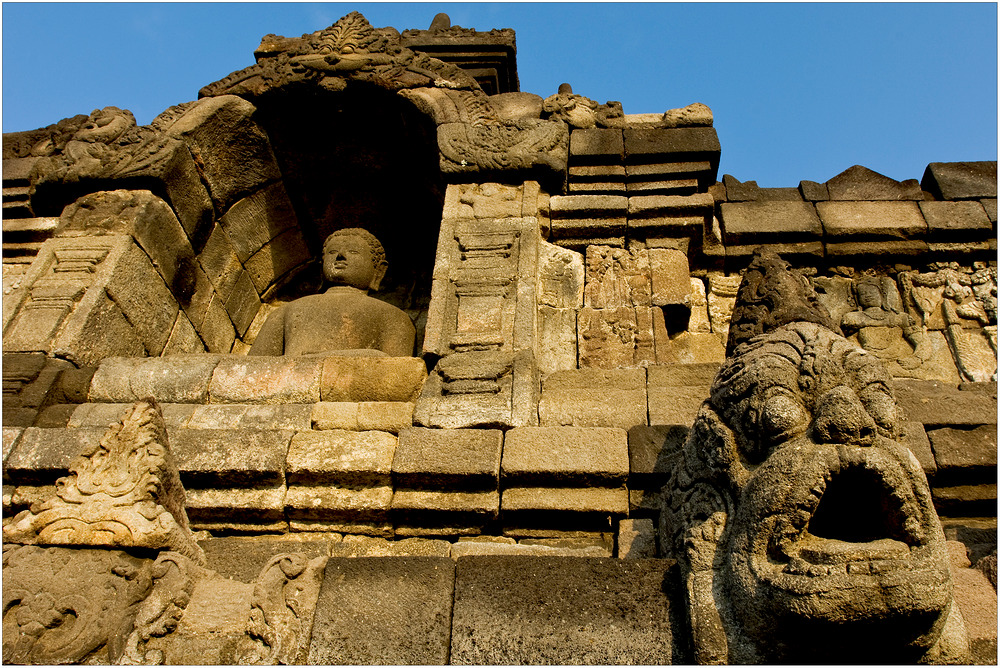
left=323, top=235, right=376, bottom=290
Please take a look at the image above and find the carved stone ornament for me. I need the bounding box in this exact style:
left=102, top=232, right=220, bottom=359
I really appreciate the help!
left=3, top=399, right=205, bottom=564
left=238, top=553, right=328, bottom=665
left=2, top=546, right=196, bottom=665
left=200, top=11, right=479, bottom=99
left=660, top=250, right=969, bottom=663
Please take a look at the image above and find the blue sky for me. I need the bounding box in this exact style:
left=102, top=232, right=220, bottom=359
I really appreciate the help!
left=3, top=3, right=996, bottom=186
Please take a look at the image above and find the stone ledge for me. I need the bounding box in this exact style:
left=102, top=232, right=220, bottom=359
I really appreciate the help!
left=502, top=426, right=629, bottom=486
left=393, top=427, right=502, bottom=489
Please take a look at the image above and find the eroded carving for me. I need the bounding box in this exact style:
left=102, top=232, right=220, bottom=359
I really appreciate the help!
left=661, top=251, right=967, bottom=663
left=249, top=228, right=415, bottom=357
left=3, top=399, right=204, bottom=563
left=541, top=83, right=624, bottom=129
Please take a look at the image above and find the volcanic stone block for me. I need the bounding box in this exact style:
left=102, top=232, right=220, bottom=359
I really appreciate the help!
left=169, top=428, right=291, bottom=487
left=167, top=95, right=282, bottom=212
left=209, top=355, right=323, bottom=404
left=928, top=426, right=998, bottom=483
left=624, top=127, right=721, bottom=166
left=199, top=535, right=331, bottom=583
left=949, top=549, right=1000, bottom=664
left=627, top=193, right=713, bottom=237
left=502, top=486, right=629, bottom=516
left=4, top=427, right=105, bottom=484
left=320, top=356, right=427, bottom=403
left=308, top=557, right=456, bottom=665
left=502, top=426, right=629, bottom=486
left=569, top=128, right=624, bottom=159
left=450, top=538, right=609, bottom=558
left=537, top=368, right=647, bottom=429
left=799, top=180, right=830, bottom=201
left=217, top=181, right=300, bottom=264
left=311, top=401, right=415, bottom=433
left=536, top=306, right=578, bottom=374
left=390, top=489, right=500, bottom=531
left=68, top=402, right=196, bottom=429
left=618, top=518, right=658, bottom=558
left=899, top=421, right=937, bottom=479
left=184, top=486, right=287, bottom=532
left=919, top=200, right=992, bottom=239
left=648, top=248, right=691, bottom=307
left=186, top=403, right=312, bottom=430
left=893, top=379, right=998, bottom=426
left=330, top=535, right=452, bottom=558
left=720, top=201, right=822, bottom=244
left=450, top=556, right=684, bottom=664
left=922, top=161, right=998, bottom=201
left=627, top=424, right=688, bottom=488
left=825, top=165, right=923, bottom=201
left=286, top=430, right=396, bottom=486
left=244, top=227, right=310, bottom=295
left=647, top=365, right=714, bottom=426
left=3, top=427, right=23, bottom=464
left=393, top=427, right=502, bottom=489
left=577, top=306, right=656, bottom=368
left=825, top=240, right=930, bottom=258
left=196, top=223, right=244, bottom=305
left=285, top=485, right=393, bottom=526
left=162, top=311, right=206, bottom=355
left=817, top=201, right=927, bottom=240
left=548, top=195, right=627, bottom=240
left=89, top=355, right=222, bottom=403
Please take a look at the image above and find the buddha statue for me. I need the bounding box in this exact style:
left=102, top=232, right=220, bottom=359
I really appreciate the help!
left=248, top=228, right=415, bottom=357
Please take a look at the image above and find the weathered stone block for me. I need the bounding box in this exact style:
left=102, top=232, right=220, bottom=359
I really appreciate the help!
left=584, top=245, right=651, bottom=308
left=89, top=355, right=222, bottom=403
left=166, top=95, right=282, bottom=212
left=502, top=426, right=629, bottom=486
left=68, top=402, right=195, bottom=429
left=647, top=362, right=721, bottom=387
left=390, top=489, right=500, bottom=528
left=3, top=426, right=24, bottom=465
left=928, top=425, right=998, bottom=483
left=209, top=355, right=322, bottom=404
left=647, top=366, right=713, bottom=427
left=186, top=403, right=312, bottom=430
left=899, top=421, right=937, bottom=479
left=287, top=430, right=396, bottom=486
left=330, top=535, right=452, bottom=558
left=184, top=486, right=286, bottom=527
left=893, top=379, right=998, bottom=426
left=538, top=368, right=647, bottom=429
left=648, top=248, right=691, bottom=307
left=320, top=356, right=427, bottom=403
left=308, top=557, right=455, bottom=665
left=393, top=427, right=502, bottom=489
left=949, top=552, right=999, bottom=664
left=627, top=424, right=688, bottom=488
left=4, top=427, right=104, bottom=484
left=169, top=428, right=291, bottom=487
left=817, top=201, right=927, bottom=239
left=922, top=161, right=998, bottom=201
left=217, top=181, right=300, bottom=264
left=162, top=311, right=207, bottom=354
left=244, top=227, right=310, bottom=295
left=618, top=518, right=658, bottom=558
left=537, top=241, right=584, bottom=308
left=450, top=556, right=683, bottom=664
left=624, top=127, right=721, bottom=164
left=536, top=306, right=578, bottom=375
left=825, top=165, right=923, bottom=200
left=502, top=486, right=629, bottom=515
left=577, top=306, right=656, bottom=368
left=569, top=128, right=624, bottom=158
left=451, top=538, right=609, bottom=558
left=720, top=201, right=822, bottom=244
left=285, top=485, right=393, bottom=524
left=199, top=535, right=331, bottom=583
left=549, top=194, right=627, bottom=218
left=919, top=200, right=992, bottom=237
left=196, top=222, right=243, bottom=305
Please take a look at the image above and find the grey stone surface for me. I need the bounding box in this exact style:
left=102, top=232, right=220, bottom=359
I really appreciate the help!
left=307, top=557, right=455, bottom=665
left=922, top=161, right=998, bottom=200
left=286, top=429, right=396, bottom=486
left=209, top=355, right=323, bottom=404
left=502, top=426, right=629, bottom=486
left=927, top=425, right=998, bottom=483
left=185, top=403, right=312, bottom=430
left=627, top=424, right=688, bottom=488
left=919, top=200, right=992, bottom=237
left=393, top=427, right=502, bottom=488
left=450, top=556, right=684, bottom=664
left=817, top=201, right=927, bottom=239
left=198, top=536, right=331, bottom=582
left=899, top=421, right=937, bottom=479
left=720, top=201, right=822, bottom=245
left=538, top=368, right=647, bottom=430
left=825, top=165, right=923, bottom=200
left=4, top=427, right=105, bottom=484
left=89, top=355, right=221, bottom=403
left=569, top=127, right=624, bottom=157
left=168, top=428, right=291, bottom=487
left=893, top=379, right=998, bottom=426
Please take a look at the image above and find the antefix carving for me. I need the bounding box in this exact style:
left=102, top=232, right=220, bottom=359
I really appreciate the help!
left=661, top=250, right=968, bottom=664
left=3, top=399, right=204, bottom=564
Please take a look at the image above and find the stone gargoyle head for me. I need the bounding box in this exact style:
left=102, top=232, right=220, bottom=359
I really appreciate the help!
left=660, top=251, right=968, bottom=664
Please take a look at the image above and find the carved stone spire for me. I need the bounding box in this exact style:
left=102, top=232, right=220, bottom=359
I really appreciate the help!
left=3, top=398, right=204, bottom=564
left=725, top=248, right=840, bottom=355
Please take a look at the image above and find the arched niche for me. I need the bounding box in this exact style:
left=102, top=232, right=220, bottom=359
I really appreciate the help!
left=251, top=81, right=445, bottom=348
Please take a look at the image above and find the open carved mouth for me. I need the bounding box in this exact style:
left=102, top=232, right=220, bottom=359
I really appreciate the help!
left=766, top=442, right=929, bottom=580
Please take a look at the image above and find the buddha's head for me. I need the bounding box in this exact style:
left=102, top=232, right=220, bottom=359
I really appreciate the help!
left=322, top=228, right=387, bottom=291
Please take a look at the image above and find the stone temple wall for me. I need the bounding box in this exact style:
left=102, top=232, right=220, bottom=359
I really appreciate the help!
left=1, top=10, right=996, bottom=665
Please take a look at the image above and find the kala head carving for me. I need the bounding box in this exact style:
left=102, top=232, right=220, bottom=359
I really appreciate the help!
left=661, top=250, right=967, bottom=664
